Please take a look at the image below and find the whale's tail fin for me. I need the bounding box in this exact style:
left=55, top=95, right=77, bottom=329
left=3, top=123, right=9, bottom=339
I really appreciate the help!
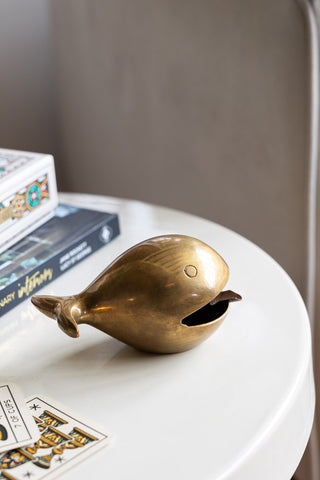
left=31, top=295, right=79, bottom=338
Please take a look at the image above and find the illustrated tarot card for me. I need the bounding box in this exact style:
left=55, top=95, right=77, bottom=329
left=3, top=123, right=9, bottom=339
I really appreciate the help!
left=0, top=396, right=111, bottom=480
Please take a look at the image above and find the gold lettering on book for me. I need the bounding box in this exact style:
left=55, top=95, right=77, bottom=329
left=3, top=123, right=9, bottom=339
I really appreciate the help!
left=0, top=291, right=15, bottom=308
left=18, top=268, right=53, bottom=298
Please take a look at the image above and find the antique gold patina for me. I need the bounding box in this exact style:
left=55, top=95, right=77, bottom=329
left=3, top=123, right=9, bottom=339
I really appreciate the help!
left=31, top=235, right=241, bottom=353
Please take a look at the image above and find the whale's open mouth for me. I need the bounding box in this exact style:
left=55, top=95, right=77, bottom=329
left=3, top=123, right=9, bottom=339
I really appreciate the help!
left=181, top=290, right=241, bottom=327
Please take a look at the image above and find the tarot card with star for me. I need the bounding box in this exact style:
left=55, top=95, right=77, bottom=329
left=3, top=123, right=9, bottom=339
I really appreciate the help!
left=0, top=396, right=111, bottom=480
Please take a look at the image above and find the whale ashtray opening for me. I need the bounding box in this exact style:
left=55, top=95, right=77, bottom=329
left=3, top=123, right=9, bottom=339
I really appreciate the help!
left=181, top=290, right=242, bottom=327
left=181, top=300, right=229, bottom=327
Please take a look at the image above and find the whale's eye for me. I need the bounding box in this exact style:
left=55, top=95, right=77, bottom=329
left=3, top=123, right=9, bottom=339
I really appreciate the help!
left=184, top=265, right=197, bottom=278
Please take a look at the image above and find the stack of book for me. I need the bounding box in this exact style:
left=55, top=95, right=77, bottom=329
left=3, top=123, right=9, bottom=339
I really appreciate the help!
left=0, top=149, right=120, bottom=316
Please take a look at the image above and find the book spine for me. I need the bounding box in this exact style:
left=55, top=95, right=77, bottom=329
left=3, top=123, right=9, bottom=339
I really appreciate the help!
left=0, top=214, right=120, bottom=317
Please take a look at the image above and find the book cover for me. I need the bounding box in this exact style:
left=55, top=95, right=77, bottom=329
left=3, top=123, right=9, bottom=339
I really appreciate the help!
left=0, top=149, right=58, bottom=253
left=0, top=204, right=120, bottom=316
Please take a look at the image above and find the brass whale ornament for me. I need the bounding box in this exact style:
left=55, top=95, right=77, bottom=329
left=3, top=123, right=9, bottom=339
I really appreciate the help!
left=31, top=234, right=241, bottom=353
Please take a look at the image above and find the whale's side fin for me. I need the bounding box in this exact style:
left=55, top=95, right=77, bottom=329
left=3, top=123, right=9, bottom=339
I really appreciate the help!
left=56, top=305, right=79, bottom=338
left=31, top=295, right=79, bottom=338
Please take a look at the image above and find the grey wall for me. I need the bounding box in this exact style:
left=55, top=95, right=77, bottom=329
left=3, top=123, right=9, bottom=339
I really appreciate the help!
left=0, top=0, right=307, bottom=297
left=51, top=0, right=308, bottom=296
left=0, top=0, right=56, bottom=157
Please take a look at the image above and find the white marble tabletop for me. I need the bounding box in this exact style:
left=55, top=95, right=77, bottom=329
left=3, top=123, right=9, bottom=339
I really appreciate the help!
left=0, top=193, right=315, bottom=480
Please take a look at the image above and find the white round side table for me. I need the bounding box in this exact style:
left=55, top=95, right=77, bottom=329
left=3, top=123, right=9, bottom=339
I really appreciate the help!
left=0, top=193, right=315, bottom=480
